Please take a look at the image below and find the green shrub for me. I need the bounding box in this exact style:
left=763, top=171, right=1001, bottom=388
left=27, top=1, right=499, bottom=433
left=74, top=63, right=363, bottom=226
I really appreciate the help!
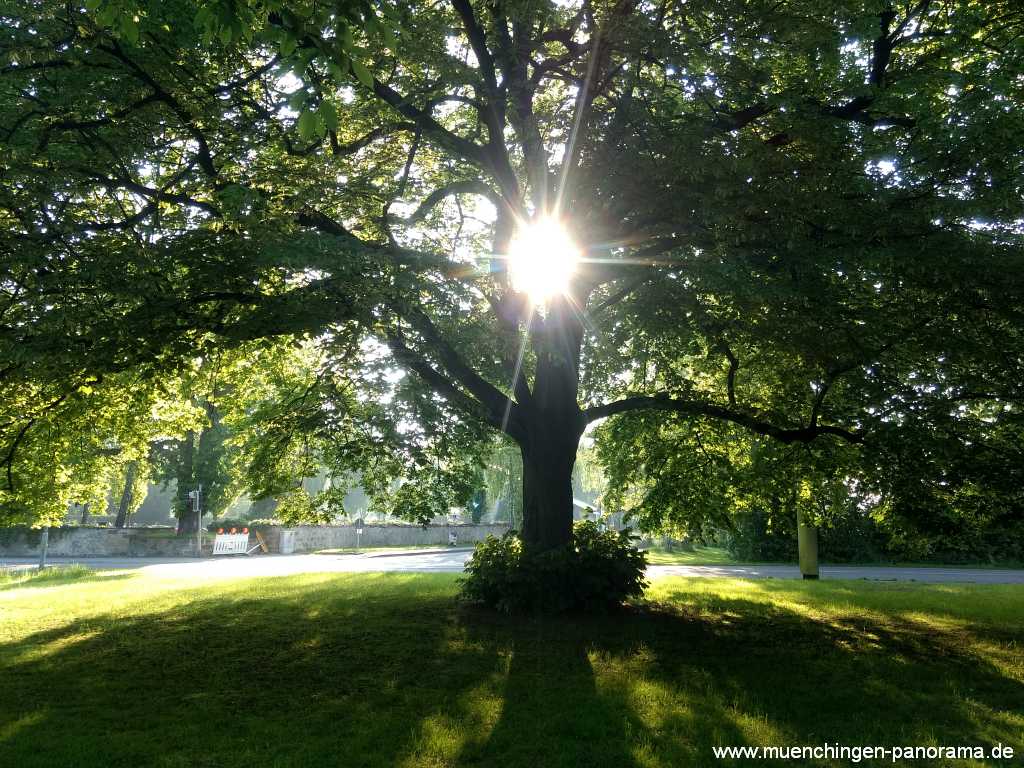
left=459, top=521, right=648, bottom=613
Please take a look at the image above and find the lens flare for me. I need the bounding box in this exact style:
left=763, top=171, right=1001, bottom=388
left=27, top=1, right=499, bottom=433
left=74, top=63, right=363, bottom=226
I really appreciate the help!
left=507, top=217, right=580, bottom=303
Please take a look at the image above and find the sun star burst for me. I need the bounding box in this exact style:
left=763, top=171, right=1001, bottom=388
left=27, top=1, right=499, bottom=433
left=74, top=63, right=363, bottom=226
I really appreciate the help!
left=507, top=216, right=580, bottom=304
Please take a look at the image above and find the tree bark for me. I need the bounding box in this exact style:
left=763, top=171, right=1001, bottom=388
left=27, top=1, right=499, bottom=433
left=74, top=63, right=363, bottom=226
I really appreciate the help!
left=519, top=435, right=580, bottom=550
left=114, top=461, right=137, bottom=528
left=175, top=430, right=197, bottom=535
left=516, top=297, right=585, bottom=551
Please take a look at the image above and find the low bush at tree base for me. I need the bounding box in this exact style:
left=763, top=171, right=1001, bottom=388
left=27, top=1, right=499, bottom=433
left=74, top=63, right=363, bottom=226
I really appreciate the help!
left=459, top=521, right=648, bottom=613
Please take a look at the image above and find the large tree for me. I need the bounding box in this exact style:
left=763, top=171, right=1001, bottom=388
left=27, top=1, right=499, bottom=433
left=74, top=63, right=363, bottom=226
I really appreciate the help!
left=2, top=0, right=1021, bottom=548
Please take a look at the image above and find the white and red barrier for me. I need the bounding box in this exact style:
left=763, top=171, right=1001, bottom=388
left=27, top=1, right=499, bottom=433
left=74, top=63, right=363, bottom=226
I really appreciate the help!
left=213, top=528, right=251, bottom=555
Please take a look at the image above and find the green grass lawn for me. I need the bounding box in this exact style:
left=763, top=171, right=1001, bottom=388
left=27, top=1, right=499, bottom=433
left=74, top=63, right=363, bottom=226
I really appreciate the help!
left=642, top=545, right=739, bottom=565
left=1, top=569, right=1022, bottom=767
left=642, top=545, right=1024, bottom=569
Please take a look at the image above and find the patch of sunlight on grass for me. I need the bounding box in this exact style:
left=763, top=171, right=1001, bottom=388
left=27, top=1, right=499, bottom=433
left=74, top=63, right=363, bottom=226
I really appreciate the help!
left=960, top=701, right=1024, bottom=748
left=899, top=610, right=972, bottom=632
left=593, top=643, right=793, bottom=768
left=728, top=709, right=791, bottom=753
left=649, top=577, right=847, bottom=626
left=0, top=564, right=92, bottom=585
left=0, top=711, right=45, bottom=742
left=399, top=681, right=506, bottom=768
left=630, top=740, right=665, bottom=768
left=971, top=638, right=1023, bottom=680
left=9, top=629, right=103, bottom=665
left=399, top=713, right=467, bottom=768
left=649, top=577, right=1024, bottom=631
left=643, top=545, right=737, bottom=566
left=292, top=635, right=323, bottom=652
left=628, top=676, right=686, bottom=717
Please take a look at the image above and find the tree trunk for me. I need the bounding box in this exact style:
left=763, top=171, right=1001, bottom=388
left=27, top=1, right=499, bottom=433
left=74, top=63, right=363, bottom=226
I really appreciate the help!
left=114, top=461, right=137, bottom=528
left=247, top=496, right=277, bottom=519
left=175, top=430, right=197, bottom=535
left=79, top=502, right=90, bottom=525
left=516, top=297, right=585, bottom=551
left=519, top=438, right=578, bottom=550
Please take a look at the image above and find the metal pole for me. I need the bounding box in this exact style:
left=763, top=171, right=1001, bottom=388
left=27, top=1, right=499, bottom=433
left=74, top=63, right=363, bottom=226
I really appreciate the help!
left=194, top=484, right=203, bottom=557
left=38, top=526, right=49, bottom=569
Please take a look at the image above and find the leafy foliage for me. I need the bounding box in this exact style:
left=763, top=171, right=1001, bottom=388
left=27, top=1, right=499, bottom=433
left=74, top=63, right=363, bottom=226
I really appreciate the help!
left=0, top=372, right=201, bottom=526
left=596, top=396, right=1024, bottom=564
left=1, top=0, right=1021, bottom=550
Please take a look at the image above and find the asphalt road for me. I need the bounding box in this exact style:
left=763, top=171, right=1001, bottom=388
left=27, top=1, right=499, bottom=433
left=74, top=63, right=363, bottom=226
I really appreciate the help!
left=3, top=550, right=1023, bottom=584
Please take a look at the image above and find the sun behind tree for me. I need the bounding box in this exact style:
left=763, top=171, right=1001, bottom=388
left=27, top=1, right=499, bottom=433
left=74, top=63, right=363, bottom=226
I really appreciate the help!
left=506, top=216, right=581, bottom=305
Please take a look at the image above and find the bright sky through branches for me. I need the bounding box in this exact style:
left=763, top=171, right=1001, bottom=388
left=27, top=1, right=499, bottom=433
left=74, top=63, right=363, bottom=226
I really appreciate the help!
left=507, top=217, right=580, bottom=304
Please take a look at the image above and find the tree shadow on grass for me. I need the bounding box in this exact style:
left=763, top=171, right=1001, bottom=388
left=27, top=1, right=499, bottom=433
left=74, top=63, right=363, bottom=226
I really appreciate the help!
left=451, top=592, right=1023, bottom=767
left=647, top=598, right=1020, bottom=763
left=0, top=574, right=497, bottom=768
left=447, top=616, right=669, bottom=768
left=1, top=575, right=1021, bottom=767
left=445, top=610, right=761, bottom=768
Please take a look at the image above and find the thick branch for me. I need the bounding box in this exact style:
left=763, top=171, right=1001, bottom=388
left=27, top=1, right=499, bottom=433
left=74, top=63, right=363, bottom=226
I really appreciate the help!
left=579, top=236, right=688, bottom=289
left=385, top=329, right=524, bottom=440
left=328, top=124, right=415, bottom=156
left=451, top=0, right=499, bottom=92
left=386, top=331, right=490, bottom=419
left=585, top=393, right=863, bottom=444
left=85, top=170, right=221, bottom=217
left=98, top=42, right=219, bottom=178
left=719, top=5, right=921, bottom=141
left=370, top=80, right=487, bottom=167
left=399, top=304, right=518, bottom=423
left=392, top=179, right=504, bottom=226
left=589, top=274, right=651, bottom=313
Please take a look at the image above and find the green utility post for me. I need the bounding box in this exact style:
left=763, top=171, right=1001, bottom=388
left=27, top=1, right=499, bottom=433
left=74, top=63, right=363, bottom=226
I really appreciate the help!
left=797, top=514, right=819, bottom=580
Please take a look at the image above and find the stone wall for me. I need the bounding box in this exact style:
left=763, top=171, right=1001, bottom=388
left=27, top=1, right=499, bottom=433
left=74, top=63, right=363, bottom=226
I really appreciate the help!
left=257, top=523, right=510, bottom=553
left=0, top=527, right=200, bottom=558
left=0, top=523, right=511, bottom=558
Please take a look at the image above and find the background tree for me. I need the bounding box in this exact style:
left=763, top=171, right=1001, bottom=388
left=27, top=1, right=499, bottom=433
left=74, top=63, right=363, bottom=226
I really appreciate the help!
left=597, top=411, right=866, bottom=556
left=0, top=369, right=199, bottom=526
left=484, top=441, right=524, bottom=528
left=597, top=402, right=1024, bottom=564
left=111, top=458, right=148, bottom=528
